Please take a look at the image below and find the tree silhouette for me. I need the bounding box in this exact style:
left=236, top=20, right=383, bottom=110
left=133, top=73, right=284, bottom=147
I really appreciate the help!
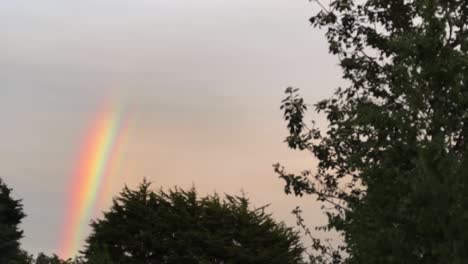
left=0, top=178, right=26, bottom=264
left=35, top=253, right=65, bottom=264
left=276, top=0, right=468, bottom=263
left=84, top=180, right=305, bottom=264
left=30, top=253, right=83, bottom=264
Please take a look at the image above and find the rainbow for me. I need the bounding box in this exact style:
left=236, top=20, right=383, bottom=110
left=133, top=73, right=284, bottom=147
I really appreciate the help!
left=59, top=98, right=128, bottom=259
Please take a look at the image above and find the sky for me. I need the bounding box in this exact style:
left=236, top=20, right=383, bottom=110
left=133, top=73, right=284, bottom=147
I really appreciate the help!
left=1, top=0, right=341, bottom=258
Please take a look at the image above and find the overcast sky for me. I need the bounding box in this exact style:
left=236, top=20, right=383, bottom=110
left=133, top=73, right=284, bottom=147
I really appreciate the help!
left=1, top=0, right=341, bottom=257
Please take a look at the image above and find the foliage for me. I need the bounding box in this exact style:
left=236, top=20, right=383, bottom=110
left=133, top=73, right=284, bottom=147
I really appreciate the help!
left=0, top=178, right=26, bottom=264
left=32, top=253, right=84, bottom=264
left=86, top=244, right=112, bottom=264
left=11, top=250, right=35, bottom=264
left=35, top=253, right=65, bottom=264
left=276, top=0, right=468, bottom=263
left=84, top=180, right=305, bottom=264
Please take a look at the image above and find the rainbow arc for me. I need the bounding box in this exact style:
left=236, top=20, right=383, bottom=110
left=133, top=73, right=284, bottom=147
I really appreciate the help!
left=59, top=98, right=128, bottom=258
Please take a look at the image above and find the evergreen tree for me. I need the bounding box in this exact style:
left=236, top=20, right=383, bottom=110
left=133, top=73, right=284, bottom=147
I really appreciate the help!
left=84, top=180, right=305, bottom=264
left=86, top=245, right=112, bottom=264
left=276, top=0, right=468, bottom=263
left=35, top=253, right=63, bottom=264
left=0, top=178, right=26, bottom=264
left=33, top=253, right=84, bottom=264
left=13, top=250, right=34, bottom=264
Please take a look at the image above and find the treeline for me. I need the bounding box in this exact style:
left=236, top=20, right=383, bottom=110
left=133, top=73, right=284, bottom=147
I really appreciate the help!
left=0, top=179, right=306, bottom=264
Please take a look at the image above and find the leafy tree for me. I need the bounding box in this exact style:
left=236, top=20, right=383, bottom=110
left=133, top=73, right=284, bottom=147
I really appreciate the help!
left=12, top=250, right=34, bottom=264
left=276, top=0, right=468, bottom=263
left=33, top=253, right=84, bottom=264
left=0, top=178, right=26, bottom=264
left=35, top=253, right=64, bottom=264
left=86, top=244, right=112, bottom=264
left=84, top=180, right=305, bottom=264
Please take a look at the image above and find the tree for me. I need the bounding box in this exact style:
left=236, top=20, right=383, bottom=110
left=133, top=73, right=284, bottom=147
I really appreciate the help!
left=276, top=0, right=468, bottom=263
left=0, top=178, right=26, bottom=264
left=35, top=253, right=64, bottom=264
left=12, top=250, right=34, bottom=264
left=33, top=253, right=84, bottom=264
left=84, top=180, right=305, bottom=264
left=86, top=244, right=112, bottom=264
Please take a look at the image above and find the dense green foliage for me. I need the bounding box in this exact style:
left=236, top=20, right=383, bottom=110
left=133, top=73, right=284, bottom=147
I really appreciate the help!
left=14, top=250, right=35, bottom=264
left=30, top=253, right=84, bottom=264
left=276, top=0, right=468, bottom=263
left=0, top=178, right=26, bottom=264
left=35, top=253, right=67, bottom=264
left=84, top=181, right=305, bottom=264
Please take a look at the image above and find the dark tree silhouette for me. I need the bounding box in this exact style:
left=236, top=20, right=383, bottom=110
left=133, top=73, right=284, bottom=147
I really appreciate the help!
left=0, top=178, right=26, bottom=264
left=276, top=0, right=468, bottom=263
left=29, top=253, right=83, bottom=264
left=84, top=180, right=305, bottom=264
left=34, top=253, right=65, bottom=264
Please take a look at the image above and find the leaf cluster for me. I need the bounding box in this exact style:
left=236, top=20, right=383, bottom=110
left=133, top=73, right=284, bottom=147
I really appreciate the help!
left=84, top=180, right=305, bottom=264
